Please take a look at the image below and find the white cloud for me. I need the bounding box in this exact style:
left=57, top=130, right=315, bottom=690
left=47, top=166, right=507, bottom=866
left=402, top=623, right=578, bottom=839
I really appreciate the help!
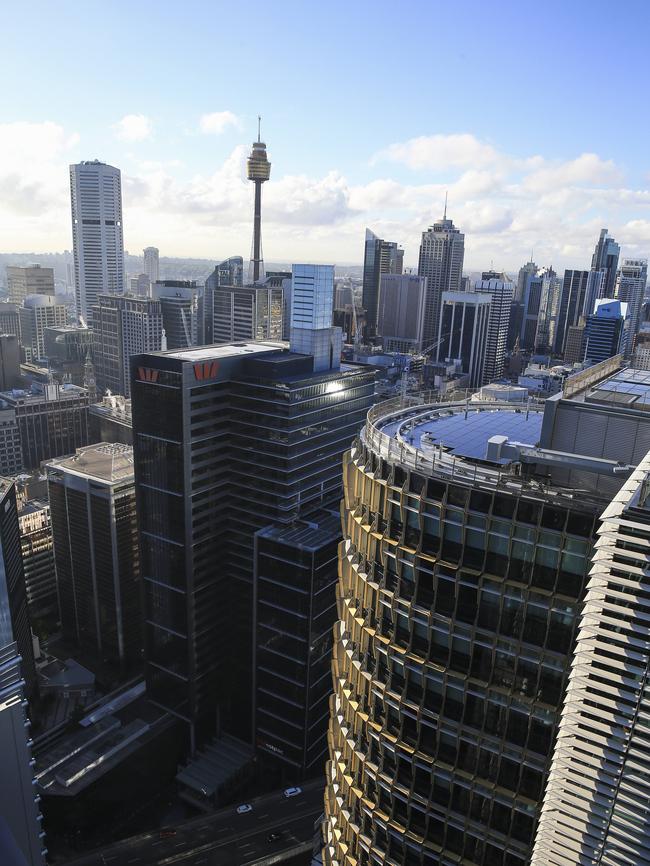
left=199, top=111, right=241, bottom=135
left=112, top=114, right=153, bottom=142
left=374, top=133, right=503, bottom=171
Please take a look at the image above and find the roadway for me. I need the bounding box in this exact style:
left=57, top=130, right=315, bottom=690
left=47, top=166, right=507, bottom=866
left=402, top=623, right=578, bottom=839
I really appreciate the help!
left=64, top=779, right=324, bottom=866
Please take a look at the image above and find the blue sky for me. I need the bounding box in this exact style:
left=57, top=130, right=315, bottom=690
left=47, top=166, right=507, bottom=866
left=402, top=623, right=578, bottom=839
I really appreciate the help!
left=2, top=0, right=649, bottom=270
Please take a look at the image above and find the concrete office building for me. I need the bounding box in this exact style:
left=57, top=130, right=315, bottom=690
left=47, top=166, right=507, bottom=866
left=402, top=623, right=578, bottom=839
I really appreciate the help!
left=152, top=281, right=200, bottom=350
left=131, top=338, right=375, bottom=751
left=143, top=247, right=159, bottom=285
left=0, top=383, right=90, bottom=470
left=616, top=258, right=647, bottom=353
left=591, top=228, right=620, bottom=298
left=418, top=213, right=465, bottom=348
left=19, top=294, right=68, bottom=361
left=377, top=274, right=426, bottom=353
left=6, top=265, right=55, bottom=305
left=584, top=298, right=626, bottom=363
left=532, top=452, right=650, bottom=865
left=47, top=443, right=141, bottom=669
left=556, top=270, right=589, bottom=356
left=17, top=498, right=57, bottom=625
left=0, top=334, right=21, bottom=390
left=69, top=160, right=125, bottom=323
left=564, top=324, right=586, bottom=364
left=129, top=273, right=150, bottom=296
left=204, top=283, right=282, bottom=347
left=89, top=393, right=132, bottom=445
left=254, top=511, right=341, bottom=779
left=475, top=277, right=514, bottom=382
left=0, top=407, right=23, bottom=475
left=362, top=230, right=404, bottom=340
left=0, top=490, right=45, bottom=865
left=92, top=294, right=163, bottom=398
left=203, top=256, right=244, bottom=344
left=43, top=325, right=93, bottom=386
left=0, top=302, right=21, bottom=343
left=437, top=291, right=491, bottom=387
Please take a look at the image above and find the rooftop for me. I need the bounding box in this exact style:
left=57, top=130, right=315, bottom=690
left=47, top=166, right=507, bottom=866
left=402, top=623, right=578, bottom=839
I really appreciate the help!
left=46, top=443, right=134, bottom=484
left=162, top=341, right=286, bottom=361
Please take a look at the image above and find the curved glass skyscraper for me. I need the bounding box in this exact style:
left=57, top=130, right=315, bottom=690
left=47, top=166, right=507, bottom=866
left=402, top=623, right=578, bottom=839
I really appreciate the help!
left=323, top=398, right=604, bottom=866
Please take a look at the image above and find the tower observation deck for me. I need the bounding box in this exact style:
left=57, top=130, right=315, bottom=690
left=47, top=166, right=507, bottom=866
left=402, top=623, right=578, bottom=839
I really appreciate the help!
left=247, top=117, right=271, bottom=283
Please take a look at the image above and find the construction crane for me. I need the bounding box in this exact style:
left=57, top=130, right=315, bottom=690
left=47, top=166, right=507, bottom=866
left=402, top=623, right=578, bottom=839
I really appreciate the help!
left=399, top=331, right=452, bottom=401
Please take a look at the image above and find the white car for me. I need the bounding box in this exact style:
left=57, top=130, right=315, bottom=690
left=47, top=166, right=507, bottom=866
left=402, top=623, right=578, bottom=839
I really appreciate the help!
left=283, top=787, right=302, bottom=798
left=237, top=804, right=253, bottom=814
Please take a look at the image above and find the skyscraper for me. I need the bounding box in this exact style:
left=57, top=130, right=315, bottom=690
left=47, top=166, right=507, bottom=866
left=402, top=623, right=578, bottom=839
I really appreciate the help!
left=92, top=294, right=163, bottom=397
left=246, top=120, right=271, bottom=283
left=591, top=228, right=620, bottom=298
left=6, top=265, right=55, bottom=304
left=203, top=256, right=244, bottom=344
left=143, top=246, right=159, bottom=285
left=555, top=270, right=589, bottom=356
left=131, top=338, right=375, bottom=751
left=377, top=273, right=426, bottom=353
left=289, top=264, right=340, bottom=371
left=532, top=451, right=650, bottom=866
left=47, top=443, right=141, bottom=670
left=69, top=160, right=125, bottom=323
left=206, top=283, right=283, bottom=347
left=616, top=258, right=647, bottom=353
left=0, top=335, right=21, bottom=390
left=515, top=260, right=538, bottom=303
left=19, top=294, right=68, bottom=361
left=475, top=277, right=514, bottom=382
left=582, top=268, right=605, bottom=318
left=584, top=298, right=627, bottom=363
left=436, top=291, right=491, bottom=387
left=417, top=211, right=465, bottom=348
left=152, top=281, right=200, bottom=349
left=361, top=230, right=403, bottom=341
left=533, top=268, right=562, bottom=353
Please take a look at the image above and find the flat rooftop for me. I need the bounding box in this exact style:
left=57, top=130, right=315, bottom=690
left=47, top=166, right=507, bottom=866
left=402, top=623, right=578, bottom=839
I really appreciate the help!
left=162, top=341, right=287, bottom=361
left=584, top=367, right=650, bottom=410
left=378, top=404, right=543, bottom=463
left=46, top=442, right=134, bottom=483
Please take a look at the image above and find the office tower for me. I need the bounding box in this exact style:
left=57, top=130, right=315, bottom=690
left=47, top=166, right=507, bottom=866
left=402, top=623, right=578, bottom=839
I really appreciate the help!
left=584, top=298, right=627, bottom=363
left=89, top=393, right=132, bottom=445
left=254, top=510, right=340, bottom=778
left=564, top=324, right=586, bottom=364
left=533, top=268, right=562, bottom=353
left=0, top=383, right=89, bottom=470
left=206, top=283, right=283, bottom=347
left=556, top=270, right=589, bottom=356
left=69, top=160, right=125, bottom=323
left=289, top=264, right=342, bottom=371
left=516, top=260, right=537, bottom=302
left=531, top=451, right=650, bottom=865
left=0, top=407, right=23, bottom=474
left=129, top=273, right=151, bottom=296
left=43, top=324, right=93, bottom=386
left=247, top=121, right=271, bottom=282
left=17, top=497, right=57, bottom=625
left=19, top=294, right=68, bottom=361
left=376, top=273, right=425, bottom=353
left=131, top=340, right=375, bottom=751
left=152, top=281, right=200, bottom=349
left=591, top=228, right=619, bottom=298
left=0, top=302, right=21, bottom=341
left=417, top=212, right=465, bottom=348
left=582, top=268, right=605, bottom=318
left=323, top=394, right=613, bottom=866
left=0, top=334, right=21, bottom=390
left=616, top=258, right=647, bottom=352
left=203, top=256, right=244, bottom=343
left=0, top=487, right=45, bottom=865
left=437, top=291, right=491, bottom=387
left=6, top=265, right=55, bottom=304
left=47, top=443, right=141, bottom=669
left=475, top=277, right=515, bottom=381
left=92, top=294, right=163, bottom=397
left=362, top=230, right=404, bottom=341
left=508, top=302, right=524, bottom=350
left=143, top=246, right=159, bottom=284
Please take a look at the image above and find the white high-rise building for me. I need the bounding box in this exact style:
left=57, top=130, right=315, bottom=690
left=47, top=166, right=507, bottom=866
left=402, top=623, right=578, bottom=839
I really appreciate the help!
left=143, top=247, right=159, bottom=285
left=417, top=213, right=465, bottom=348
left=69, top=161, right=124, bottom=324
left=6, top=265, right=55, bottom=304
left=616, top=258, right=648, bottom=354
left=475, top=277, right=515, bottom=382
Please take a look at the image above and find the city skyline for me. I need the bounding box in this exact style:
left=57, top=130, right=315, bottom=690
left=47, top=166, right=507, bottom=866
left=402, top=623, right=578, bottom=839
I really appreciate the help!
left=2, top=1, right=650, bottom=270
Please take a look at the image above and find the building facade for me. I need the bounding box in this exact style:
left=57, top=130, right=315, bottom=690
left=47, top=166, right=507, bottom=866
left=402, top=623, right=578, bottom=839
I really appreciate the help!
left=436, top=291, right=491, bottom=387
left=47, top=443, right=141, bottom=668
left=616, top=258, right=647, bottom=354
left=591, top=228, right=620, bottom=298
left=17, top=498, right=57, bottom=626
left=152, top=281, right=200, bottom=350
left=555, top=270, right=589, bottom=357
left=203, top=256, right=244, bottom=344
left=143, top=246, right=159, bottom=285
left=207, top=284, right=282, bottom=347
left=69, top=160, right=125, bottom=323
left=584, top=299, right=626, bottom=363
left=19, top=294, right=68, bottom=361
left=377, top=274, right=426, bottom=353
left=92, top=294, right=163, bottom=397
left=417, top=215, right=465, bottom=348
left=362, top=230, right=404, bottom=341
left=475, top=278, right=514, bottom=382
left=0, top=334, right=21, bottom=390
left=6, top=265, right=54, bottom=304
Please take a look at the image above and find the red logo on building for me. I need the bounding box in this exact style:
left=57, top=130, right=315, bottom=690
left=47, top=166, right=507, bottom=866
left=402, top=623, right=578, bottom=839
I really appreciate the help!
left=138, top=367, right=159, bottom=383
left=193, top=361, right=219, bottom=381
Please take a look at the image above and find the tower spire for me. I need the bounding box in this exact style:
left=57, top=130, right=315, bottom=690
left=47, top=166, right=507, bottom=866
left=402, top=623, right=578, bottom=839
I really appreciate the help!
left=257, top=114, right=261, bottom=143
left=443, top=190, right=448, bottom=221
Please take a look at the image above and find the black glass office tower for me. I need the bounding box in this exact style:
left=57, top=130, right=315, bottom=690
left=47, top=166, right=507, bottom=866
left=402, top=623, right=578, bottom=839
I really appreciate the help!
left=131, top=342, right=375, bottom=750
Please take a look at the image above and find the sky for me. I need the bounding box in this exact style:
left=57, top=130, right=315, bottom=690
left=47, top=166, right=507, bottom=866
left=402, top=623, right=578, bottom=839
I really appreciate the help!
left=2, top=0, right=650, bottom=272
